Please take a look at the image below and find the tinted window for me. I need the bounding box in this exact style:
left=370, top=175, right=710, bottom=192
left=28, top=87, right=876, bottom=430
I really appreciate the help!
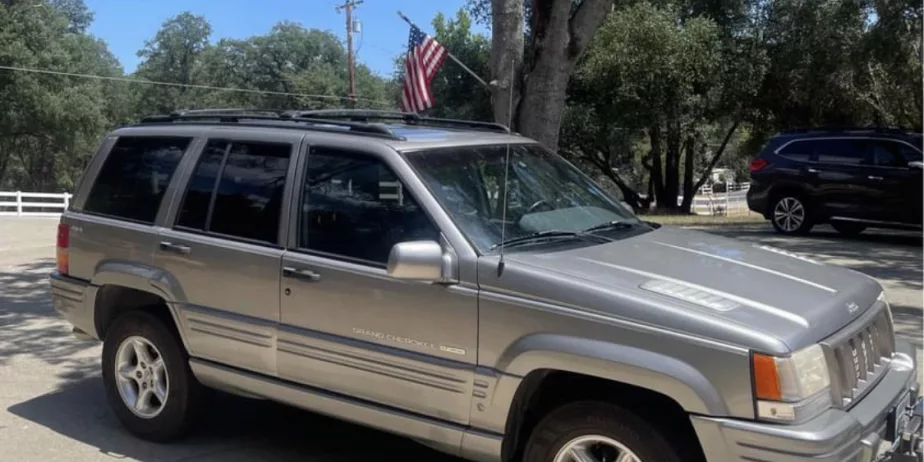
left=898, top=141, right=922, bottom=163
left=209, top=142, right=291, bottom=243
left=777, top=140, right=815, bottom=161
left=868, top=140, right=903, bottom=167
left=815, top=139, right=865, bottom=165
left=177, top=141, right=227, bottom=230
left=84, top=137, right=190, bottom=223
left=175, top=140, right=290, bottom=243
left=300, top=149, right=439, bottom=264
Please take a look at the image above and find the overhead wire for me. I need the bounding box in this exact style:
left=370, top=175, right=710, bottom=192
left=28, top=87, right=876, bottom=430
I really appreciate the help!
left=0, top=65, right=393, bottom=107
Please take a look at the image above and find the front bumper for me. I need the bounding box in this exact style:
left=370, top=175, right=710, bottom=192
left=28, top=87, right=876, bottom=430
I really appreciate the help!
left=50, top=271, right=97, bottom=340
left=692, top=340, right=919, bottom=462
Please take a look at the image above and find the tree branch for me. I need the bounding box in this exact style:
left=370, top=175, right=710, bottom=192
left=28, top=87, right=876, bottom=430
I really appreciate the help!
left=690, top=119, right=740, bottom=196
left=569, top=0, right=614, bottom=59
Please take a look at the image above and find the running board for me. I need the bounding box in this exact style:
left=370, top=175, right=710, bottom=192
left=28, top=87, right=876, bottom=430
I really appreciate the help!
left=188, top=359, right=502, bottom=462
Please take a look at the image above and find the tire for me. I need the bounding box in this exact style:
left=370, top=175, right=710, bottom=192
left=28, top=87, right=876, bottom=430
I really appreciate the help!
left=101, top=310, right=206, bottom=442
left=770, top=194, right=813, bottom=235
left=523, top=401, right=686, bottom=462
left=831, top=221, right=867, bottom=237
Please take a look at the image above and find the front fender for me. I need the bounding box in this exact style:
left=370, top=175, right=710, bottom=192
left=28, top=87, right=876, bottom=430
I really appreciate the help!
left=497, top=333, right=726, bottom=415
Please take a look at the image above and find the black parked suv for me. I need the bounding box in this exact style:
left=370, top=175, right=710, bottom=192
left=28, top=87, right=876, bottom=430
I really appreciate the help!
left=747, top=128, right=923, bottom=235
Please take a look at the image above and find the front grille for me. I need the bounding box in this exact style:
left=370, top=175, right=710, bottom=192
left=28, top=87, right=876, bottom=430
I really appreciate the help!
left=824, top=306, right=895, bottom=407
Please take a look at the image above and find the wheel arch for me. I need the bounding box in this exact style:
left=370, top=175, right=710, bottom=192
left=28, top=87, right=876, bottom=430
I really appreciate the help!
left=496, top=334, right=723, bottom=461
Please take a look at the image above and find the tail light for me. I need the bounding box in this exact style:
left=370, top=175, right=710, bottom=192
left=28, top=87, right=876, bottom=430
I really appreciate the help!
left=750, top=158, right=769, bottom=173
left=56, top=223, right=70, bottom=275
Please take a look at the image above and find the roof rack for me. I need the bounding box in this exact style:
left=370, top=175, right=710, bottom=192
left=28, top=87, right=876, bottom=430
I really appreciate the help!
left=292, top=109, right=512, bottom=134
left=138, top=109, right=402, bottom=140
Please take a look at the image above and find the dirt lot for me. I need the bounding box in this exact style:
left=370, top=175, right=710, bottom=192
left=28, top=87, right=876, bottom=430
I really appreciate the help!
left=0, top=218, right=920, bottom=461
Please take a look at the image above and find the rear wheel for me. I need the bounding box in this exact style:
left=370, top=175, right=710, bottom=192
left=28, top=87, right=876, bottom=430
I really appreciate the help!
left=831, top=221, right=867, bottom=237
left=523, top=401, right=684, bottom=462
left=102, top=310, right=206, bottom=442
left=770, top=195, right=813, bottom=235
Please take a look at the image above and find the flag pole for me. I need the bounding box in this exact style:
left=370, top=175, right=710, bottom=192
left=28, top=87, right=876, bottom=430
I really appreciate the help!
left=397, top=11, right=491, bottom=90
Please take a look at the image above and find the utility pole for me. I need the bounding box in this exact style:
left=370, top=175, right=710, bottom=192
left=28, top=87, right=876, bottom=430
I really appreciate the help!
left=336, top=0, right=362, bottom=107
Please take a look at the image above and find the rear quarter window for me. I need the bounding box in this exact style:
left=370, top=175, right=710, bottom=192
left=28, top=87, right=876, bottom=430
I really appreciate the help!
left=83, top=136, right=191, bottom=223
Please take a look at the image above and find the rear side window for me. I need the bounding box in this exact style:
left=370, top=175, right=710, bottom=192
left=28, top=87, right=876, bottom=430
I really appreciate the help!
left=815, top=139, right=865, bottom=165
left=84, top=136, right=191, bottom=223
left=868, top=140, right=904, bottom=167
left=176, top=140, right=291, bottom=244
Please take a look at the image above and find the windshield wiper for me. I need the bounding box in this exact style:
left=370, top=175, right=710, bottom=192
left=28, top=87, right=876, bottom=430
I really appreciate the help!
left=490, top=230, right=596, bottom=250
left=581, top=220, right=638, bottom=234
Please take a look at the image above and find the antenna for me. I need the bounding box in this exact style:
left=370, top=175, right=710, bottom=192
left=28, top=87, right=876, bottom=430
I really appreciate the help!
left=497, top=61, right=515, bottom=275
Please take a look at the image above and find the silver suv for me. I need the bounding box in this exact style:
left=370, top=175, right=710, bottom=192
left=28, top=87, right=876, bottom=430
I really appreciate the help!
left=51, top=110, right=921, bottom=462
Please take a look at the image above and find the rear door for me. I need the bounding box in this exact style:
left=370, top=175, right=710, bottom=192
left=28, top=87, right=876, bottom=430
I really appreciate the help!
left=153, top=131, right=300, bottom=376
left=803, top=138, right=876, bottom=220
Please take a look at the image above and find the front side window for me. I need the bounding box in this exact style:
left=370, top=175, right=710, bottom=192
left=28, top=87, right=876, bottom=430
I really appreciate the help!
left=868, top=140, right=903, bottom=167
left=404, top=143, right=643, bottom=253
left=299, top=148, right=439, bottom=265
left=85, top=136, right=191, bottom=223
left=176, top=140, right=291, bottom=244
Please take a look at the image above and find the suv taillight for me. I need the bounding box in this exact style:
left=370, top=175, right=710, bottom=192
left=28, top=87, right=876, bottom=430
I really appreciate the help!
left=56, top=223, right=70, bottom=275
left=749, top=158, right=769, bottom=173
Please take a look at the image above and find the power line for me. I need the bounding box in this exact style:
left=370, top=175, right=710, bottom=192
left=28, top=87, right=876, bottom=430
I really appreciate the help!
left=0, top=65, right=392, bottom=106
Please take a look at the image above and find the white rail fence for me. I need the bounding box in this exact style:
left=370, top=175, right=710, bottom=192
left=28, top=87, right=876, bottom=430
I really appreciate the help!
left=0, top=191, right=71, bottom=217
left=2, top=184, right=749, bottom=218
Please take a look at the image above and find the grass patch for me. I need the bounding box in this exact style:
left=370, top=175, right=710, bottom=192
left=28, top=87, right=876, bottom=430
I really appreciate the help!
left=642, top=213, right=767, bottom=227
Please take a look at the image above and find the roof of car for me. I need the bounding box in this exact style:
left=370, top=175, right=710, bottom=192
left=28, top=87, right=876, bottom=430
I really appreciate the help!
left=122, top=109, right=535, bottom=151
left=772, top=127, right=923, bottom=142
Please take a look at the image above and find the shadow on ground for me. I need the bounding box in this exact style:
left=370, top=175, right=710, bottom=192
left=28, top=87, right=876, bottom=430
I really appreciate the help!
left=0, top=259, right=100, bottom=382
left=7, top=379, right=461, bottom=462
left=708, top=226, right=923, bottom=292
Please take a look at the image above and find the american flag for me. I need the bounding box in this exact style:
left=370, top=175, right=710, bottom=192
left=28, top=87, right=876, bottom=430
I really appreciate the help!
left=399, top=25, right=447, bottom=113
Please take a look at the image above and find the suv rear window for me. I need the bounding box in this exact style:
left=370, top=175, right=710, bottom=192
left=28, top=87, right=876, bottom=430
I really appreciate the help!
left=84, top=136, right=191, bottom=223
left=176, top=140, right=291, bottom=244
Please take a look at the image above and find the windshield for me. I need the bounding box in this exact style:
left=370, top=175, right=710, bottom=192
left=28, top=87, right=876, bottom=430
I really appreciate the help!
left=404, top=143, right=644, bottom=253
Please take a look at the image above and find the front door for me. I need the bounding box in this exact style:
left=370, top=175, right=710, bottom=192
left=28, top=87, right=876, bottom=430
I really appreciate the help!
left=278, top=145, right=478, bottom=425
left=155, top=136, right=298, bottom=376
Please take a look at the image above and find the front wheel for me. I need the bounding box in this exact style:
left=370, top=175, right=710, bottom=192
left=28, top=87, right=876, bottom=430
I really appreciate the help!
left=523, top=402, right=684, bottom=462
left=101, top=310, right=206, bottom=442
left=770, top=195, right=813, bottom=235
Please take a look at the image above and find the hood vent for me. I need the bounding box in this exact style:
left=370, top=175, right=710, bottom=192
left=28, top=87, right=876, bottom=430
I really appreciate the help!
left=641, top=280, right=740, bottom=312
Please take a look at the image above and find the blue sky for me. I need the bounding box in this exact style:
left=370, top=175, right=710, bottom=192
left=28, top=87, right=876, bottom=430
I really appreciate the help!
left=83, top=0, right=488, bottom=77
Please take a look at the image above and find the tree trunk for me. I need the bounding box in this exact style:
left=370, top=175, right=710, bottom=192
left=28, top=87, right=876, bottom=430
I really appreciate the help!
left=648, top=124, right=665, bottom=207
left=490, top=0, right=524, bottom=127
left=680, top=134, right=697, bottom=213
left=662, top=116, right=681, bottom=211
left=492, top=0, right=614, bottom=149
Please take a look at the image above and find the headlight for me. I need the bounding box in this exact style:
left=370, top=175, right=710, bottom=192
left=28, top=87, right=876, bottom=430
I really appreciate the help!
left=751, top=344, right=832, bottom=423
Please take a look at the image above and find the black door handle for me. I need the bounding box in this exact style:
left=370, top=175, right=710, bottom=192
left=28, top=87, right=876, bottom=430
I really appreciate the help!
left=282, top=266, right=321, bottom=282
left=159, top=241, right=191, bottom=254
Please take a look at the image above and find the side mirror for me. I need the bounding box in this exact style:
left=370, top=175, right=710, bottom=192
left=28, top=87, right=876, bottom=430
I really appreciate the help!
left=387, top=240, right=456, bottom=283
left=909, top=161, right=923, bottom=169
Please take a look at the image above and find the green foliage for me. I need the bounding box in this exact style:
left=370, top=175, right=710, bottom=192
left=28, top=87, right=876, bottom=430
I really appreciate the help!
left=427, top=9, right=492, bottom=121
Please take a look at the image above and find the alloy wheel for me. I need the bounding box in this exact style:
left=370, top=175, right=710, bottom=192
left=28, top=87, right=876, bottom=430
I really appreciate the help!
left=553, top=435, right=643, bottom=462
left=114, top=335, right=169, bottom=419
left=773, top=197, right=805, bottom=232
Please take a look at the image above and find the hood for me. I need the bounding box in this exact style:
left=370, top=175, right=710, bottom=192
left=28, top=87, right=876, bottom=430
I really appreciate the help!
left=506, top=226, right=882, bottom=351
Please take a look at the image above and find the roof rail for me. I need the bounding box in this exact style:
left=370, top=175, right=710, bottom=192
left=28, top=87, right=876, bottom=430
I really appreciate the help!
left=138, top=111, right=401, bottom=139
left=781, top=126, right=921, bottom=135
left=292, top=109, right=512, bottom=134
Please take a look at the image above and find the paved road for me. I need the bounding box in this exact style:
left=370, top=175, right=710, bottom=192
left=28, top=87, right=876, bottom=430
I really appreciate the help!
left=0, top=218, right=920, bottom=461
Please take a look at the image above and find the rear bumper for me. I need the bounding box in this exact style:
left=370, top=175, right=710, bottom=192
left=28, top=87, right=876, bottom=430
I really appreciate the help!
left=693, top=340, right=918, bottom=462
left=50, top=271, right=98, bottom=340
left=746, top=186, right=771, bottom=218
